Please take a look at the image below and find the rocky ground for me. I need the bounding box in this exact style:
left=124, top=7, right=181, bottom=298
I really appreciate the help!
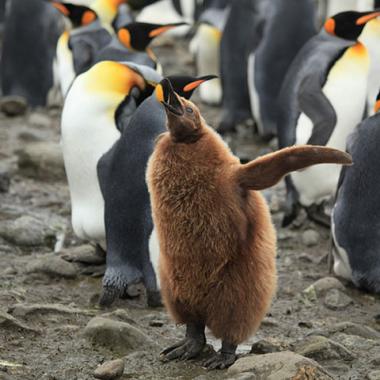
left=0, top=36, right=379, bottom=380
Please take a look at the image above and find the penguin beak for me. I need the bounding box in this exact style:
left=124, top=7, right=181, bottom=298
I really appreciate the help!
left=148, top=22, right=188, bottom=38
left=356, top=11, right=380, bottom=25
left=161, top=79, right=184, bottom=116
left=183, top=75, right=218, bottom=92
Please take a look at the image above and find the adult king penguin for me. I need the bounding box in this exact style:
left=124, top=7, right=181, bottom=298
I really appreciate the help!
left=248, top=0, right=317, bottom=139
left=98, top=75, right=217, bottom=306
left=61, top=60, right=160, bottom=272
left=52, top=2, right=111, bottom=96
left=1, top=0, right=63, bottom=107
left=94, top=21, right=187, bottom=70
left=218, top=0, right=264, bottom=134
left=332, top=92, right=380, bottom=294
left=277, top=10, right=379, bottom=226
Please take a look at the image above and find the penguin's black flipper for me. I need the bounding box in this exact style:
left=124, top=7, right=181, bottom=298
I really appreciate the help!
left=298, top=74, right=337, bottom=146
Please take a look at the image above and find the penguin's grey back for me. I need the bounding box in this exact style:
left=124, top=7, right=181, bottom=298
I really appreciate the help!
left=277, top=32, right=352, bottom=148
left=333, top=115, right=380, bottom=293
left=1, top=0, right=63, bottom=106
left=253, top=0, right=317, bottom=136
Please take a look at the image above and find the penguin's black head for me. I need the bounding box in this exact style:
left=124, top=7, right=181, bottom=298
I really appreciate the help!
left=155, top=75, right=218, bottom=103
left=159, top=79, right=204, bottom=144
left=117, top=22, right=187, bottom=51
left=52, top=2, right=98, bottom=28
left=325, top=10, right=380, bottom=40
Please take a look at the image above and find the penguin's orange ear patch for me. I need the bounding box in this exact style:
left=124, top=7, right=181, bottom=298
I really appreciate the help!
left=82, top=10, right=96, bottom=25
left=52, top=2, right=69, bottom=16
left=356, top=12, right=380, bottom=26
left=118, top=29, right=132, bottom=48
left=374, top=99, right=380, bottom=113
left=324, top=18, right=335, bottom=35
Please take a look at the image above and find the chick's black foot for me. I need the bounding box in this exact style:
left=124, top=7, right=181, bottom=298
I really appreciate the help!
left=160, top=323, right=205, bottom=362
left=203, top=341, right=237, bottom=370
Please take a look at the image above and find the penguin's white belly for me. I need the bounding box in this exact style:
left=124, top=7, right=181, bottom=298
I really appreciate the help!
left=56, top=33, right=76, bottom=97
left=331, top=212, right=353, bottom=281
left=137, top=0, right=190, bottom=36
left=326, top=0, right=359, bottom=16
left=148, top=228, right=160, bottom=289
left=292, top=54, right=369, bottom=206
left=247, top=52, right=263, bottom=135
left=359, top=19, right=380, bottom=115
left=62, top=102, right=120, bottom=243
left=196, top=24, right=222, bottom=105
left=356, top=0, right=374, bottom=11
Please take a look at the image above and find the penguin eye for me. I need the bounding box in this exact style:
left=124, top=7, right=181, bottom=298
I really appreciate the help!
left=185, top=107, right=193, bottom=114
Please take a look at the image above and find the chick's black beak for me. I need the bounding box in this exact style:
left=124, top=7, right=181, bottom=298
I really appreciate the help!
left=161, top=79, right=184, bottom=116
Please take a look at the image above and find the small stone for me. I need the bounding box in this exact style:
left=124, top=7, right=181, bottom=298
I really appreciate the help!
left=324, top=289, right=353, bottom=310
left=17, top=142, right=65, bottom=181
left=371, top=356, right=380, bottom=366
left=60, top=245, right=105, bottom=265
left=225, top=374, right=256, bottom=380
left=0, top=95, right=28, bottom=116
left=28, top=112, right=52, bottom=128
left=228, top=351, right=333, bottom=379
left=149, top=320, right=164, bottom=327
left=294, top=335, right=354, bottom=361
left=312, top=322, right=380, bottom=340
left=261, top=317, right=279, bottom=327
left=2, top=267, right=17, bottom=276
left=250, top=339, right=285, bottom=354
left=26, top=255, right=79, bottom=278
left=0, top=216, right=55, bottom=247
left=84, top=317, right=156, bottom=354
left=302, top=229, right=320, bottom=247
left=93, top=359, right=124, bottom=380
left=298, top=321, right=313, bottom=329
left=368, top=370, right=380, bottom=380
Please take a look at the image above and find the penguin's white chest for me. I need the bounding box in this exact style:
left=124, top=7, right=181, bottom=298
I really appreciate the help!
left=56, top=32, right=76, bottom=97
left=292, top=45, right=370, bottom=206
left=61, top=89, right=121, bottom=244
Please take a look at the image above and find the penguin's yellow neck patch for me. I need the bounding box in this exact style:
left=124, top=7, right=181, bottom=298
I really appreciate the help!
left=85, top=61, right=146, bottom=97
left=349, top=41, right=367, bottom=58
left=155, top=84, right=164, bottom=103
left=199, top=24, right=222, bottom=42
left=92, top=0, right=124, bottom=26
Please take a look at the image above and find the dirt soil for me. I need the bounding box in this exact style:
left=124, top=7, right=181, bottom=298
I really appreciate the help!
left=0, top=37, right=379, bottom=380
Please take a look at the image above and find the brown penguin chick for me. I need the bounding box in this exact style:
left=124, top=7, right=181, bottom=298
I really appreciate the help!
left=146, top=79, right=353, bottom=370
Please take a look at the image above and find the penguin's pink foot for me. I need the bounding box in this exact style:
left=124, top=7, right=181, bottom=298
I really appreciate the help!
left=160, top=323, right=205, bottom=362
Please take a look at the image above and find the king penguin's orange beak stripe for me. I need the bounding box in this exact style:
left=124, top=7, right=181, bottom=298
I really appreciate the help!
left=324, top=18, right=335, bottom=35
left=356, top=12, right=380, bottom=25
left=374, top=99, right=380, bottom=113
left=149, top=25, right=176, bottom=38
left=183, top=80, right=207, bottom=92
left=52, top=2, right=69, bottom=16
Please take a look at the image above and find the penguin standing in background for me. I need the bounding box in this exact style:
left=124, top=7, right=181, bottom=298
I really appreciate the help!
left=94, top=21, right=186, bottom=71
left=248, top=0, right=317, bottom=139
left=278, top=11, right=380, bottom=226
left=51, top=2, right=110, bottom=96
left=1, top=0, right=63, bottom=107
left=218, top=0, right=265, bottom=134
left=61, top=61, right=159, bottom=256
left=191, top=0, right=229, bottom=105
left=332, top=93, right=380, bottom=294
left=98, top=74, right=217, bottom=306
left=91, top=0, right=128, bottom=28
left=358, top=17, right=380, bottom=115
